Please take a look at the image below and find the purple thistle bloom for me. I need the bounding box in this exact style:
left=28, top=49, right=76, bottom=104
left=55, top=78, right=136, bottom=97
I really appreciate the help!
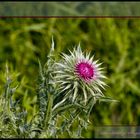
left=75, top=61, right=95, bottom=82
left=54, top=44, right=107, bottom=104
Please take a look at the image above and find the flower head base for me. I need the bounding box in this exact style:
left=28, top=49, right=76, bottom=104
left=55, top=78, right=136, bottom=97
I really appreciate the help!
left=54, top=44, right=107, bottom=105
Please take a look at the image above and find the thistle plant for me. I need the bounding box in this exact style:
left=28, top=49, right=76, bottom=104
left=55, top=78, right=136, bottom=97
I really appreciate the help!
left=0, top=38, right=115, bottom=138
left=54, top=44, right=107, bottom=106
left=0, top=64, right=30, bottom=138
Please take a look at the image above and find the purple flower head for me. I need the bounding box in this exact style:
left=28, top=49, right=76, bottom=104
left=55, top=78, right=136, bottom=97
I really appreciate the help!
left=75, top=61, right=95, bottom=82
left=54, top=44, right=107, bottom=104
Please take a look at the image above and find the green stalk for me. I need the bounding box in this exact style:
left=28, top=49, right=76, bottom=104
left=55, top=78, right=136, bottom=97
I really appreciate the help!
left=45, top=93, right=53, bottom=130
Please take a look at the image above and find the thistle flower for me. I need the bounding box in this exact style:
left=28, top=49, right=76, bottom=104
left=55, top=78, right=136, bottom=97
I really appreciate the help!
left=54, top=44, right=107, bottom=105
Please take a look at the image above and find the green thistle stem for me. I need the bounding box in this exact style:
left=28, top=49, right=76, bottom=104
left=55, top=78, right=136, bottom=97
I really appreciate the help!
left=45, top=93, right=53, bottom=129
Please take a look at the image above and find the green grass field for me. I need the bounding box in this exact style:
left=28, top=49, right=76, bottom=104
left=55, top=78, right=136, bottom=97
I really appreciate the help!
left=0, top=18, right=140, bottom=138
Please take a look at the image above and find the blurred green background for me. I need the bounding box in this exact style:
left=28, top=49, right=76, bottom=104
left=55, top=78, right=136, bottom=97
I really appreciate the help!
left=0, top=18, right=140, bottom=137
